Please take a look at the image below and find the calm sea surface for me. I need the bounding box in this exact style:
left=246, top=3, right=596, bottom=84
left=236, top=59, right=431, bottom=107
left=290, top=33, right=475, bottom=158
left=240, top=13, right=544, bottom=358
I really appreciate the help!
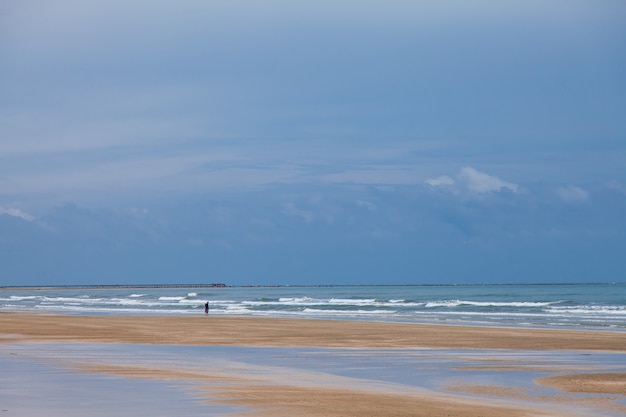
left=2, top=283, right=625, bottom=330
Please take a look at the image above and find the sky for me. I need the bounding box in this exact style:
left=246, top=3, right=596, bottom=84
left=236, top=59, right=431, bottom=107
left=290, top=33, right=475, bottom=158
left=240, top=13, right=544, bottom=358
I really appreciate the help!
left=1, top=0, right=625, bottom=286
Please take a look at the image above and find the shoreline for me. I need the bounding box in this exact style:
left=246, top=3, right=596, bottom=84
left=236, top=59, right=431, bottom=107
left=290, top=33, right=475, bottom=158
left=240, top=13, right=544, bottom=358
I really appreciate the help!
left=2, top=313, right=626, bottom=417
left=3, top=284, right=624, bottom=330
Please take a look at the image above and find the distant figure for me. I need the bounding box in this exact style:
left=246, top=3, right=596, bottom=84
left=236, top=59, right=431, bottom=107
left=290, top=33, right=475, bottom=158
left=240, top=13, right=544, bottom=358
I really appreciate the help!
left=204, top=301, right=209, bottom=315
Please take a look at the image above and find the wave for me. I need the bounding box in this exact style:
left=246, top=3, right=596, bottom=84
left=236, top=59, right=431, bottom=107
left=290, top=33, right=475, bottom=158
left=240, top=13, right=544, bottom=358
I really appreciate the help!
left=302, top=308, right=396, bottom=315
left=278, top=297, right=316, bottom=303
left=547, top=306, right=626, bottom=315
left=178, top=299, right=206, bottom=306
left=41, top=296, right=104, bottom=304
left=8, top=295, right=40, bottom=301
left=246, top=298, right=325, bottom=307
left=33, top=304, right=198, bottom=315
left=329, top=298, right=377, bottom=305
left=424, top=300, right=560, bottom=308
left=250, top=297, right=421, bottom=309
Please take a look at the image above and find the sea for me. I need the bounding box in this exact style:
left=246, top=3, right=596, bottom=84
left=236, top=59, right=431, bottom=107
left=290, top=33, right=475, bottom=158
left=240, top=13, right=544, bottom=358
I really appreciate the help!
left=1, top=283, right=625, bottom=330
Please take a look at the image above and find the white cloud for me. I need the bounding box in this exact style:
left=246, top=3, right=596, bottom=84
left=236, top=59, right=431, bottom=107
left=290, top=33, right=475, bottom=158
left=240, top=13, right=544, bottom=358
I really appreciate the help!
left=424, top=167, right=518, bottom=194
left=0, top=207, right=35, bottom=222
left=556, top=185, right=589, bottom=203
left=356, top=200, right=376, bottom=211
left=425, top=175, right=455, bottom=187
left=457, top=167, right=518, bottom=194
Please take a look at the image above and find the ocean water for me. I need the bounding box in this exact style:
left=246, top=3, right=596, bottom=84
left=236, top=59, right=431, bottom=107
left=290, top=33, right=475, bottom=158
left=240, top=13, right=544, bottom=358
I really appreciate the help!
left=1, top=283, right=625, bottom=330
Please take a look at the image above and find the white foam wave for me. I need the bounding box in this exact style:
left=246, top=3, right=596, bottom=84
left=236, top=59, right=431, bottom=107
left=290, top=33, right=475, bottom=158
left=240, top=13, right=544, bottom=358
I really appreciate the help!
left=112, top=298, right=158, bottom=306
left=246, top=298, right=325, bottom=307
left=302, top=308, right=395, bottom=315
left=34, top=304, right=198, bottom=315
left=547, top=306, right=626, bottom=315
left=425, top=300, right=558, bottom=308
left=41, top=296, right=104, bottom=304
left=223, top=305, right=252, bottom=314
left=389, top=299, right=421, bottom=305
left=329, top=298, right=377, bottom=305
left=248, top=297, right=417, bottom=308
left=416, top=311, right=548, bottom=318
left=278, top=297, right=316, bottom=303
left=178, top=299, right=206, bottom=306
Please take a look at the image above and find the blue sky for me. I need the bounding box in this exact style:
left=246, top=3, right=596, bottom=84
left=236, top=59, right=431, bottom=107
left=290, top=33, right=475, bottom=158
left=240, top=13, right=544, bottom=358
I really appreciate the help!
left=1, top=1, right=625, bottom=286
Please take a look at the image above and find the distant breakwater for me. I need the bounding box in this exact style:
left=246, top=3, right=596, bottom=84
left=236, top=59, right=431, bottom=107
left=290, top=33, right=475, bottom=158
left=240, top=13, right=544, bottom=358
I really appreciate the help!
left=0, top=283, right=228, bottom=290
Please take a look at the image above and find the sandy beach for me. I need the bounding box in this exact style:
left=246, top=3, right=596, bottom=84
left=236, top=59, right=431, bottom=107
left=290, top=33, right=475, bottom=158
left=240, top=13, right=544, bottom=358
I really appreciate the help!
left=2, top=313, right=626, bottom=416
left=3, top=313, right=626, bottom=350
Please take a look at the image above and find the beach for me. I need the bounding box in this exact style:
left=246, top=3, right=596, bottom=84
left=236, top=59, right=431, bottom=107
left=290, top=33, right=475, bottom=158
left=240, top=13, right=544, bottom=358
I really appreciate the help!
left=1, top=313, right=626, bottom=416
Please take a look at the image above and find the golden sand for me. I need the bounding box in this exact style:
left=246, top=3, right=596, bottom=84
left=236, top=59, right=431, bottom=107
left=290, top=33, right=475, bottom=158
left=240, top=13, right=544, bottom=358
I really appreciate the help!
left=2, top=313, right=626, bottom=351
left=536, top=373, right=626, bottom=395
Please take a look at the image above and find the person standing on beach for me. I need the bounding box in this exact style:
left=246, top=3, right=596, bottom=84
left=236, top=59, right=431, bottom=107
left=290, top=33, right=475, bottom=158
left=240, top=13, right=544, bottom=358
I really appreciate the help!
left=204, top=301, right=209, bottom=315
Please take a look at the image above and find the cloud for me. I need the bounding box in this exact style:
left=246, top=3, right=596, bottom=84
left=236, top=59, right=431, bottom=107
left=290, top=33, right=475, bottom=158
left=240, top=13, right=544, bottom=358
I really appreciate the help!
left=457, top=167, right=518, bottom=193
left=0, top=207, right=35, bottom=222
left=425, top=175, right=455, bottom=187
left=426, top=167, right=517, bottom=194
left=556, top=185, right=589, bottom=203
left=356, top=200, right=377, bottom=211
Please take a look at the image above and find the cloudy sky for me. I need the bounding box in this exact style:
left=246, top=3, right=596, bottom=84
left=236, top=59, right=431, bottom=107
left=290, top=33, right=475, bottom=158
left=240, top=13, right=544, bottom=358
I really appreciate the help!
left=1, top=0, right=625, bottom=286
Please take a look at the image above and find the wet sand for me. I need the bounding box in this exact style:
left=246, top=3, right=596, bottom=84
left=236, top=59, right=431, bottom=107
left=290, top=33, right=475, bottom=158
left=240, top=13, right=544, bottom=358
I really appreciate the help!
left=2, top=313, right=626, bottom=416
